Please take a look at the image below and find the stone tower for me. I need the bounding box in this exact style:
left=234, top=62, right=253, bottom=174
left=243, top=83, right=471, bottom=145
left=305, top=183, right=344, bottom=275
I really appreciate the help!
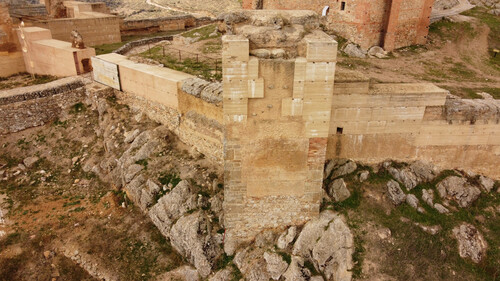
left=221, top=10, right=338, bottom=253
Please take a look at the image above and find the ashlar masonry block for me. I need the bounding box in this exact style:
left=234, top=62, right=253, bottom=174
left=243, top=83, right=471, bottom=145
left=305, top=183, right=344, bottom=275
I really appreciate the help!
left=222, top=35, right=249, bottom=64
left=304, top=36, right=338, bottom=62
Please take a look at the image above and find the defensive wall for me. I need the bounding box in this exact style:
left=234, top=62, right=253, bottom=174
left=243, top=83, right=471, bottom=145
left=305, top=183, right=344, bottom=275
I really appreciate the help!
left=0, top=76, right=87, bottom=135
left=120, top=16, right=215, bottom=36
left=91, top=9, right=499, bottom=251
left=26, top=1, right=121, bottom=46
left=242, top=0, right=434, bottom=50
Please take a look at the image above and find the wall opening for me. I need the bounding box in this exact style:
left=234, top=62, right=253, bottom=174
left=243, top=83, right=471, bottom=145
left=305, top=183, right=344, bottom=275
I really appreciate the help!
left=81, top=58, right=92, bottom=72
left=336, top=127, right=343, bottom=134
left=340, top=1, right=346, bottom=11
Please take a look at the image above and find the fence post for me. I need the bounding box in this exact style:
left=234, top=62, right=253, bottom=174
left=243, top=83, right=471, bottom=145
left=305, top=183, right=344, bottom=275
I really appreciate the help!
left=162, top=46, right=165, bottom=57
left=196, top=54, right=199, bottom=63
left=148, top=43, right=151, bottom=55
left=179, top=50, right=182, bottom=61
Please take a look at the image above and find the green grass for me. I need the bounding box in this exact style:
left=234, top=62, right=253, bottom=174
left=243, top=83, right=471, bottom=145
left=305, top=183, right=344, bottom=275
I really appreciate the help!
left=92, top=31, right=182, bottom=55
left=462, top=7, right=500, bottom=70
left=0, top=73, right=58, bottom=90
left=181, top=24, right=219, bottom=41
left=444, top=86, right=500, bottom=99
left=140, top=46, right=222, bottom=81
left=429, top=19, right=476, bottom=41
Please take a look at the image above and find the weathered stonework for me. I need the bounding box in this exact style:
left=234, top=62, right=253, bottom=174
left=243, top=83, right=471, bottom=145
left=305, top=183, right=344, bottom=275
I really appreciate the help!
left=0, top=77, right=86, bottom=135
left=221, top=10, right=337, bottom=253
left=242, top=0, right=435, bottom=51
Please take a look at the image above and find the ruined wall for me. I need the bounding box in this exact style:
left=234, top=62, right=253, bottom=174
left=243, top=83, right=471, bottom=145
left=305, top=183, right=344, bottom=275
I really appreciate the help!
left=242, top=0, right=433, bottom=50
left=120, top=16, right=194, bottom=36
left=0, top=77, right=86, bottom=134
left=92, top=53, right=224, bottom=164
left=120, top=16, right=215, bottom=36
left=327, top=75, right=500, bottom=179
left=17, top=27, right=96, bottom=77
left=32, top=15, right=121, bottom=46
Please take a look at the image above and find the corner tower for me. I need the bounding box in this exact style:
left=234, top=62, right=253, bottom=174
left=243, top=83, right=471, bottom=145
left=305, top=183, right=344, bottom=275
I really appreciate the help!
left=221, top=10, right=338, bottom=253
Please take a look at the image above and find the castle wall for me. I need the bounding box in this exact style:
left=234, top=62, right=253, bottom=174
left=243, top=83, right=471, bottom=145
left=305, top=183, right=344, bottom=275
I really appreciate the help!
left=327, top=81, right=500, bottom=179
left=17, top=27, right=96, bottom=77
left=242, top=0, right=433, bottom=50
left=221, top=33, right=337, bottom=252
left=92, top=50, right=500, bottom=181
left=0, top=77, right=86, bottom=135
left=33, top=15, right=121, bottom=46
left=92, top=53, right=224, bottom=164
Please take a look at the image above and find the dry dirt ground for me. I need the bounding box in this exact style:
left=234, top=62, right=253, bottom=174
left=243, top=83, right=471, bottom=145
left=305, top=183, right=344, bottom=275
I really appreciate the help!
left=0, top=92, right=220, bottom=280
left=337, top=9, right=500, bottom=99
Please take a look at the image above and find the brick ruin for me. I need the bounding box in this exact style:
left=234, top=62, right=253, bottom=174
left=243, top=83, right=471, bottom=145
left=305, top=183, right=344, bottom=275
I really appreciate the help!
left=242, top=0, right=435, bottom=51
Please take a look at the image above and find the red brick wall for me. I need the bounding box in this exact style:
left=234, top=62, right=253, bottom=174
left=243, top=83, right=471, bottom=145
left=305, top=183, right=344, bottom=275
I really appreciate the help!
left=243, top=0, right=434, bottom=50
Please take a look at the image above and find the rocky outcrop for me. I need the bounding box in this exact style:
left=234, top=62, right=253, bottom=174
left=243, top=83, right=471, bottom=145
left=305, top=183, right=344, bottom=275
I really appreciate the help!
left=277, top=226, right=296, bottom=250
left=452, top=223, right=488, bottom=263
left=327, top=178, right=351, bottom=202
left=264, top=252, right=289, bottom=280
left=282, top=256, right=311, bottom=281
left=387, top=161, right=438, bottom=190
left=170, top=211, right=222, bottom=278
left=386, top=180, right=406, bottom=205
left=234, top=247, right=271, bottom=281
left=343, top=43, right=367, bottom=58
left=156, top=266, right=199, bottom=281
left=149, top=180, right=198, bottom=237
left=325, top=159, right=357, bottom=179
left=181, top=78, right=223, bottom=105
left=437, top=176, right=481, bottom=207
left=293, top=211, right=354, bottom=281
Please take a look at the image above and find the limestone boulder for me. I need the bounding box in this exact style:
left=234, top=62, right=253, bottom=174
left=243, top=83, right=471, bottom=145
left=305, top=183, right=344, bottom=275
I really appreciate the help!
left=437, top=176, right=481, bottom=207
left=358, top=170, right=370, bottom=182
left=452, top=223, right=488, bottom=263
left=282, top=256, right=311, bottom=281
left=156, top=266, right=199, bottom=281
left=388, top=167, right=419, bottom=190
left=434, top=203, right=449, bottom=214
left=422, top=189, right=434, bottom=206
left=327, top=178, right=351, bottom=202
left=343, top=43, right=367, bottom=58
left=367, top=46, right=388, bottom=58
left=387, top=180, right=406, bottom=205
left=170, top=211, right=222, bottom=278
left=148, top=180, right=198, bottom=237
left=264, top=252, right=289, bottom=280
left=479, top=176, right=495, bottom=193
left=23, top=156, right=39, bottom=168
left=406, top=194, right=419, bottom=209
left=124, top=164, right=143, bottom=183
left=409, top=161, right=438, bottom=182
left=331, top=161, right=357, bottom=179
left=123, top=128, right=140, bottom=143
left=234, top=247, right=271, bottom=281
left=293, top=211, right=354, bottom=281
left=208, top=267, right=234, bottom=281
left=277, top=226, right=297, bottom=250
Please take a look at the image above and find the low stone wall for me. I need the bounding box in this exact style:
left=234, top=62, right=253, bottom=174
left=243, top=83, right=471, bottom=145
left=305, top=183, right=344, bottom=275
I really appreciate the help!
left=0, top=77, right=86, bottom=135
left=113, top=35, right=173, bottom=55
left=120, top=16, right=215, bottom=36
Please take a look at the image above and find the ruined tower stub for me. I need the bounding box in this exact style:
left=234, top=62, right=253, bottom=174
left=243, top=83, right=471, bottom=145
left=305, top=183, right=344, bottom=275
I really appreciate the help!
left=221, top=10, right=338, bottom=253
